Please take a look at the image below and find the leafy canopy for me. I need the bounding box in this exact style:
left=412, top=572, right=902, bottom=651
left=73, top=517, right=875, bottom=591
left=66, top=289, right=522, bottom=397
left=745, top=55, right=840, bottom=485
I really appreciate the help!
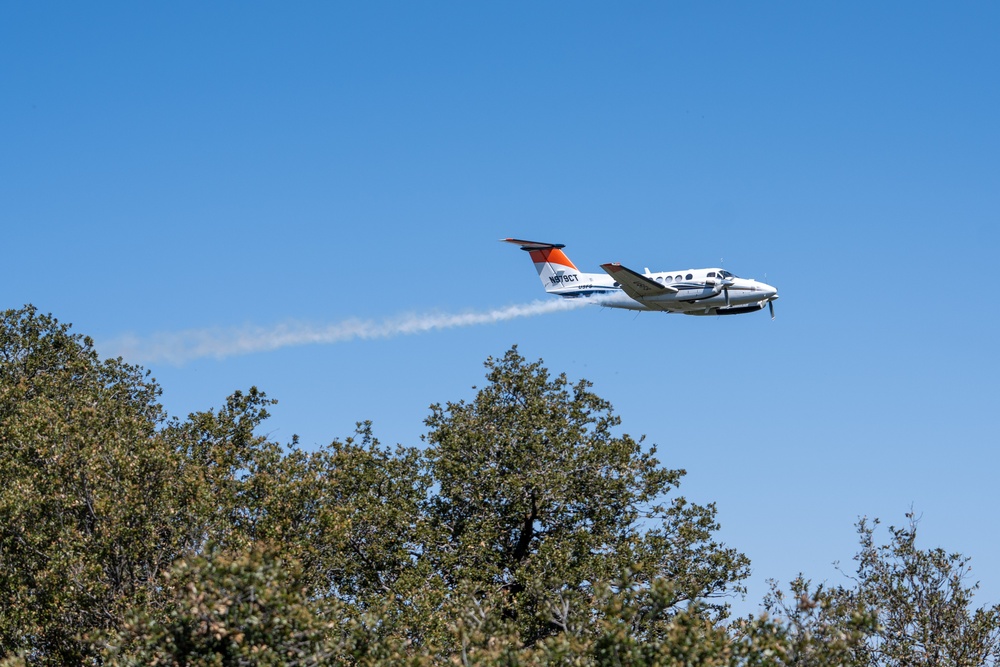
left=1, top=307, right=997, bottom=666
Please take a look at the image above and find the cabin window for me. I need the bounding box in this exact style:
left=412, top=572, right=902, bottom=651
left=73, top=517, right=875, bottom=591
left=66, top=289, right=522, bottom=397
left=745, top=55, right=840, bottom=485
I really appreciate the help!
left=655, top=276, right=663, bottom=283
left=665, top=275, right=673, bottom=283
left=707, top=272, right=716, bottom=278
left=674, top=275, right=682, bottom=281
left=685, top=273, right=693, bottom=280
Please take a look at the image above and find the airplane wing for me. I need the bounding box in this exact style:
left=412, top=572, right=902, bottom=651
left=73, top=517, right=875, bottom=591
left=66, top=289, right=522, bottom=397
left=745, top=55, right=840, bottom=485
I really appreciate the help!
left=600, top=262, right=677, bottom=301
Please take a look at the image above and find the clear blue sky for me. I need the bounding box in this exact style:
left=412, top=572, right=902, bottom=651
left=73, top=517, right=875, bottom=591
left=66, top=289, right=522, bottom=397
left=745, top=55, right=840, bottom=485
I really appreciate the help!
left=4, top=2, right=999, bottom=615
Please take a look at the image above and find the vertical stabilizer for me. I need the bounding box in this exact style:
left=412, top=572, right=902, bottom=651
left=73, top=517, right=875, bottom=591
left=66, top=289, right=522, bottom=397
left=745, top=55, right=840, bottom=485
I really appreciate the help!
left=502, top=238, right=583, bottom=293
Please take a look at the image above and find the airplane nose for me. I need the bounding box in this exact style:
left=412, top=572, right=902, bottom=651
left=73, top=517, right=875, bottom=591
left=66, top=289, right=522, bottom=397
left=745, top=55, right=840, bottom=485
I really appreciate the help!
left=761, top=283, right=778, bottom=299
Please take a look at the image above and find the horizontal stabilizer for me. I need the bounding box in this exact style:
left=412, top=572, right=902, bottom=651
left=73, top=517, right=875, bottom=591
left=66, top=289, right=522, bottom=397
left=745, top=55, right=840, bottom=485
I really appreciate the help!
left=600, top=262, right=677, bottom=302
left=501, top=238, right=566, bottom=250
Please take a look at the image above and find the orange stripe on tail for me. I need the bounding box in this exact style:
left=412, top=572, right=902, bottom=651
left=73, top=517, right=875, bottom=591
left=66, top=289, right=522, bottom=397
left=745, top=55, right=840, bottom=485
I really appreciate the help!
left=528, top=248, right=578, bottom=270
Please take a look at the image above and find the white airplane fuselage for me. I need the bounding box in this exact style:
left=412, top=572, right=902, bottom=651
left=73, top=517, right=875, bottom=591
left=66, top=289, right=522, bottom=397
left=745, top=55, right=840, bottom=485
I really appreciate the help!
left=548, top=269, right=775, bottom=315
left=504, top=238, right=779, bottom=318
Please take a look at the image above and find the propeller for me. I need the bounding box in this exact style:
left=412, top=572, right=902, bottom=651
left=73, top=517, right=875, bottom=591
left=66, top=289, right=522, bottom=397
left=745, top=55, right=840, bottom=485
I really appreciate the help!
left=708, top=276, right=735, bottom=309
left=719, top=278, right=734, bottom=308
left=768, top=299, right=775, bottom=320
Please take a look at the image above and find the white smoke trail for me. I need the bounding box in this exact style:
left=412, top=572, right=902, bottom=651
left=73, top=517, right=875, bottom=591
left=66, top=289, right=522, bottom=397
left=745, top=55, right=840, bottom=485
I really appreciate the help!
left=103, top=299, right=589, bottom=366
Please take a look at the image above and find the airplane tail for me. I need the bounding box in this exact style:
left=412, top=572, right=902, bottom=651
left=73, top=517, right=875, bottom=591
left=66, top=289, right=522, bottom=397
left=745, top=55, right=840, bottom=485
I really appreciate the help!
left=502, top=238, right=584, bottom=294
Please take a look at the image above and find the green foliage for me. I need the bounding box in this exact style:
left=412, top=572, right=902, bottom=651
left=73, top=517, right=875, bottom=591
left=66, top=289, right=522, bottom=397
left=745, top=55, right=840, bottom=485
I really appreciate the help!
left=240, top=422, right=432, bottom=614
left=104, top=545, right=342, bottom=666
left=423, top=346, right=750, bottom=646
left=1, top=307, right=997, bottom=666
left=164, top=385, right=281, bottom=552
left=838, top=515, right=1000, bottom=667
left=0, top=307, right=203, bottom=664
left=753, top=514, right=1000, bottom=667
left=754, top=576, right=876, bottom=667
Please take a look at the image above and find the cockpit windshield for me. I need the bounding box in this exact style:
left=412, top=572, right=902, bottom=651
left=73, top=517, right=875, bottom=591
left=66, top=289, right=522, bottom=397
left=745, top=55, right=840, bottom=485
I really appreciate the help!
left=718, top=270, right=737, bottom=279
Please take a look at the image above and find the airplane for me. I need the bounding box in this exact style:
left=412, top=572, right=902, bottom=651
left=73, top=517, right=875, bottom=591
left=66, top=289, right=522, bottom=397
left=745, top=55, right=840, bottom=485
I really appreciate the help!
left=502, top=238, right=779, bottom=318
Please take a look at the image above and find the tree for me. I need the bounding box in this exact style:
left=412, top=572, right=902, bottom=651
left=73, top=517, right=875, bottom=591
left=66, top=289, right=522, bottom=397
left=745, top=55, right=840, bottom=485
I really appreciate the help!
left=421, top=346, right=750, bottom=647
left=755, top=514, right=1000, bottom=667
left=839, top=514, right=1000, bottom=667
left=0, top=307, right=205, bottom=664
left=6, top=308, right=998, bottom=666
left=240, top=422, right=432, bottom=610
left=104, top=546, right=344, bottom=666
left=753, top=576, right=876, bottom=667
left=161, top=385, right=283, bottom=553
left=0, top=306, right=434, bottom=664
